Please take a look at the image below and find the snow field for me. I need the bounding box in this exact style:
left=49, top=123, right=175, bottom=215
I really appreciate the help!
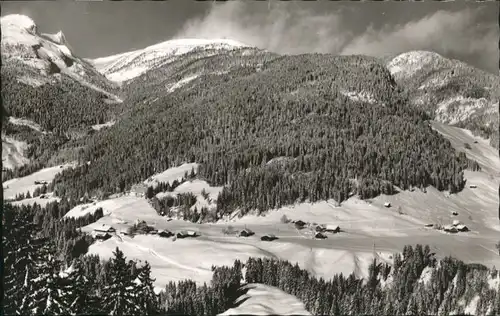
left=3, top=163, right=75, bottom=200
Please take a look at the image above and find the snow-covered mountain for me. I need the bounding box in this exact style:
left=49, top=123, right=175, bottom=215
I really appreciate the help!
left=386, top=50, right=500, bottom=148
left=1, top=14, right=119, bottom=99
left=89, top=38, right=249, bottom=83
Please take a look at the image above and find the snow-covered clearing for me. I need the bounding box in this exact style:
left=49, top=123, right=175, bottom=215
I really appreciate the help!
left=167, top=74, right=199, bottom=92
left=16, top=75, right=49, bottom=87
left=91, top=120, right=116, bottom=131
left=3, top=163, right=75, bottom=200
left=155, top=179, right=223, bottom=211
left=143, top=163, right=199, bottom=188
left=2, top=136, right=30, bottom=170
left=219, top=283, right=311, bottom=316
left=8, top=116, right=45, bottom=133
left=340, top=90, right=379, bottom=105
left=10, top=193, right=60, bottom=207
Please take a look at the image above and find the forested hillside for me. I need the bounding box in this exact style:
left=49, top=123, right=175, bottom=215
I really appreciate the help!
left=387, top=51, right=500, bottom=149
left=53, top=52, right=471, bottom=218
left=4, top=201, right=500, bottom=316
left=1, top=61, right=121, bottom=134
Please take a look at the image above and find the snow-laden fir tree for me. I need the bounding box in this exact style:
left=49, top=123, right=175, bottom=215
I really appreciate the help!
left=64, top=259, right=102, bottom=315
left=102, top=247, right=141, bottom=315
left=135, top=261, right=160, bottom=315
left=3, top=204, right=44, bottom=315
left=29, top=242, right=70, bottom=315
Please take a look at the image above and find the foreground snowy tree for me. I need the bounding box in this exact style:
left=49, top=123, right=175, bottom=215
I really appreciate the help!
left=136, top=262, right=160, bottom=315
left=29, top=243, right=70, bottom=315
left=102, top=247, right=141, bottom=315
left=3, top=204, right=44, bottom=315
left=63, top=259, right=102, bottom=315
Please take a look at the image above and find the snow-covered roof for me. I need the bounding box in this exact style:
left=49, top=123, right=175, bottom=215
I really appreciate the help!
left=324, top=224, right=340, bottom=230
left=95, top=224, right=114, bottom=232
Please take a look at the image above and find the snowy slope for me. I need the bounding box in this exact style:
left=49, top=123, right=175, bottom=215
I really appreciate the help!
left=2, top=136, right=30, bottom=170
left=1, top=14, right=121, bottom=102
left=386, top=50, right=500, bottom=148
left=7, top=117, right=46, bottom=134
left=90, top=38, right=248, bottom=83
left=219, top=283, right=311, bottom=316
left=3, top=163, right=75, bottom=200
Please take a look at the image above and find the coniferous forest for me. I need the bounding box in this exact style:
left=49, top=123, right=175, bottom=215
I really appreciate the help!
left=48, top=53, right=477, bottom=220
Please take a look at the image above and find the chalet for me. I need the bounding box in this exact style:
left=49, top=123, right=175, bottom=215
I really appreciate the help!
left=456, top=224, right=469, bottom=232
left=452, top=211, right=459, bottom=216
left=424, top=223, right=434, bottom=228
left=473, top=140, right=478, bottom=144
left=315, top=232, right=327, bottom=239
left=469, top=184, right=477, bottom=189
left=452, top=220, right=460, bottom=226
left=324, top=224, right=340, bottom=234
left=94, top=224, right=116, bottom=234
left=384, top=202, right=391, bottom=208
left=239, top=228, right=255, bottom=237
left=131, top=183, right=148, bottom=197
left=315, top=225, right=326, bottom=232
left=39, top=194, right=47, bottom=199
left=94, top=232, right=112, bottom=241
left=158, top=230, right=174, bottom=238
left=176, top=230, right=198, bottom=239
left=261, top=234, right=278, bottom=242
left=294, top=220, right=307, bottom=229
left=443, top=225, right=458, bottom=233
left=34, top=180, right=48, bottom=185
left=150, top=230, right=158, bottom=235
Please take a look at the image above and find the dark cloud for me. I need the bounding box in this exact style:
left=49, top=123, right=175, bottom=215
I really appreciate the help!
left=341, top=8, right=498, bottom=73
left=174, top=2, right=352, bottom=55
left=175, top=2, right=498, bottom=73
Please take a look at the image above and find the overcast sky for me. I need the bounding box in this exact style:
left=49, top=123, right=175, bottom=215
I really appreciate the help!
left=2, top=0, right=498, bottom=74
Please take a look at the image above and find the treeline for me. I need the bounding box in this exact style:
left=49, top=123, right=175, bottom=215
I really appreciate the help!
left=52, top=53, right=471, bottom=218
left=5, top=201, right=103, bottom=263
left=156, top=245, right=499, bottom=316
